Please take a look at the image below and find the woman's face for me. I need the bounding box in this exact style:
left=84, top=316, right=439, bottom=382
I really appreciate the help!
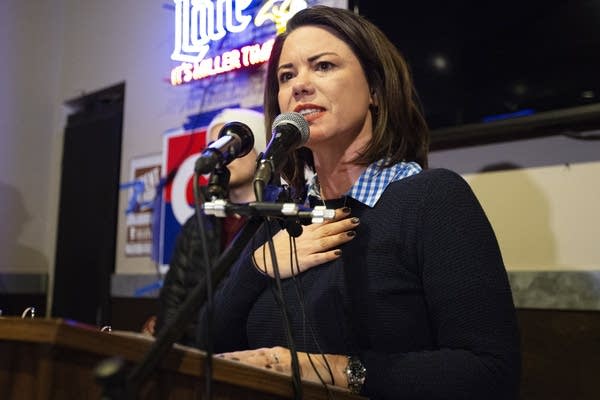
left=276, top=25, right=373, bottom=151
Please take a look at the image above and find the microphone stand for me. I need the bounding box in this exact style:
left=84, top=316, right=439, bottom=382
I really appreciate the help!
left=95, top=215, right=265, bottom=399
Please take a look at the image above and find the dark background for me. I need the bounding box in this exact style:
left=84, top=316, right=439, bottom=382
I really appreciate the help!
left=351, top=0, right=600, bottom=139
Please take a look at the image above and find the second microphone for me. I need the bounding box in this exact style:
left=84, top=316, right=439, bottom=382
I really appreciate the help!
left=194, top=121, right=255, bottom=174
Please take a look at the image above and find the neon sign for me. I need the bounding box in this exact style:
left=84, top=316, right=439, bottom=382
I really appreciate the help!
left=170, top=0, right=308, bottom=86
left=170, top=39, right=274, bottom=85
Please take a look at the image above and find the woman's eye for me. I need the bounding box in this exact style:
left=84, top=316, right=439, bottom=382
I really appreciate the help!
left=316, top=61, right=333, bottom=71
left=279, top=71, right=293, bottom=83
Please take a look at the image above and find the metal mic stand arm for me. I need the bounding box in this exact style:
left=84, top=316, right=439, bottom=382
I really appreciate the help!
left=95, top=216, right=265, bottom=399
left=204, top=200, right=335, bottom=223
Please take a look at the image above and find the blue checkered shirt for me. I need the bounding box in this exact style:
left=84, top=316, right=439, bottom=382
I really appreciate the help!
left=307, top=159, right=422, bottom=207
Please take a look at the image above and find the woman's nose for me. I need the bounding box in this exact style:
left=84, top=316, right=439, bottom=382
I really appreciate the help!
left=292, top=79, right=313, bottom=97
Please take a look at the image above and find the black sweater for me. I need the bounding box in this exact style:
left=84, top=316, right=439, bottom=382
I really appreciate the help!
left=196, top=168, right=521, bottom=400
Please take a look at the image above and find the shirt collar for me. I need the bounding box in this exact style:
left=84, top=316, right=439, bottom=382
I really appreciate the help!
left=307, top=159, right=422, bottom=207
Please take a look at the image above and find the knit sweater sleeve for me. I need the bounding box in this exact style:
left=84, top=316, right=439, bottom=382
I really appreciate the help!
left=362, top=169, right=521, bottom=400
left=193, top=221, right=274, bottom=351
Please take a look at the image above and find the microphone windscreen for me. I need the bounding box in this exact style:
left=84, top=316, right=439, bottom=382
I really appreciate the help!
left=272, top=112, right=310, bottom=145
left=218, top=121, right=255, bottom=158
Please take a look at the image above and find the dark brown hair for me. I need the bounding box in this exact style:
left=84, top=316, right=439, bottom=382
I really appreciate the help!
left=263, top=5, right=429, bottom=194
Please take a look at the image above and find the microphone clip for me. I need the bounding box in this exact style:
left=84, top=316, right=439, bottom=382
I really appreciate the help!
left=206, top=165, right=230, bottom=200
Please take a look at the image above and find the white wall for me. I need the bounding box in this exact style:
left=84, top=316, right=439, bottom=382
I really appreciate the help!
left=430, top=136, right=600, bottom=271
left=466, top=161, right=600, bottom=270
left=0, top=0, right=64, bottom=274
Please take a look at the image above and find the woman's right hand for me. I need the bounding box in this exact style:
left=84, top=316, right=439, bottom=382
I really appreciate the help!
left=253, top=207, right=359, bottom=278
left=218, top=346, right=349, bottom=389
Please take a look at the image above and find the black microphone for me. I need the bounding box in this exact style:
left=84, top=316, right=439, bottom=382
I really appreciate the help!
left=253, top=112, right=309, bottom=200
left=194, top=121, right=254, bottom=174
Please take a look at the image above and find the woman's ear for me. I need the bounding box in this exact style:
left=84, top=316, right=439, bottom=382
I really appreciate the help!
left=370, top=88, right=378, bottom=107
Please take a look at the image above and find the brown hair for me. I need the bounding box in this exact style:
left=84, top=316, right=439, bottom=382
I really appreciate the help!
left=263, top=5, right=429, bottom=194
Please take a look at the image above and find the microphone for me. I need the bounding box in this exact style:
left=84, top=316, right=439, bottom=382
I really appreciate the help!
left=253, top=112, right=309, bottom=199
left=194, top=121, right=254, bottom=174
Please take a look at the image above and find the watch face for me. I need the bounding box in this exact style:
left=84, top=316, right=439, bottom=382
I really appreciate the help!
left=349, top=361, right=366, bottom=381
left=346, top=356, right=366, bottom=393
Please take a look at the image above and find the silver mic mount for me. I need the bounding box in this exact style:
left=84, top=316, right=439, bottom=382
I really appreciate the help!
left=203, top=199, right=335, bottom=224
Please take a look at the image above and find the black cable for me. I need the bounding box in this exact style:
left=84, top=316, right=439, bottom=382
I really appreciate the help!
left=192, top=172, right=214, bottom=400
left=252, top=215, right=337, bottom=398
left=260, top=226, right=336, bottom=399
left=288, top=236, right=336, bottom=399
left=264, top=220, right=303, bottom=400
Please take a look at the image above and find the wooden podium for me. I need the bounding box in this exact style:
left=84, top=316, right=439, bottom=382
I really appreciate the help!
left=0, top=317, right=365, bottom=399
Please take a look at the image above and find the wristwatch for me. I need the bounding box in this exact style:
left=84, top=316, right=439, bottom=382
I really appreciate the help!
left=344, top=355, right=366, bottom=394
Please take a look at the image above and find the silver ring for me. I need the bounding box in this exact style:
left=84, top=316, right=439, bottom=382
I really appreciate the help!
left=272, top=353, right=280, bottom=364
